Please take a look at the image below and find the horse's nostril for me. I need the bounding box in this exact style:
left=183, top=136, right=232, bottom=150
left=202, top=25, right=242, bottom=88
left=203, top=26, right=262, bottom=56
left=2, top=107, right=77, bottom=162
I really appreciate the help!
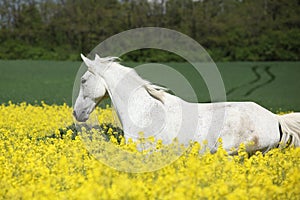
left=73, top=111, right=77, bottom=118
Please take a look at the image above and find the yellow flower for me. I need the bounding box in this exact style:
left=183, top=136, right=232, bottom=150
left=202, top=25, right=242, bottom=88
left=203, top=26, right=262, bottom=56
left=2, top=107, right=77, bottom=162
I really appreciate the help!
left=0, top=102, right=299, bottom=199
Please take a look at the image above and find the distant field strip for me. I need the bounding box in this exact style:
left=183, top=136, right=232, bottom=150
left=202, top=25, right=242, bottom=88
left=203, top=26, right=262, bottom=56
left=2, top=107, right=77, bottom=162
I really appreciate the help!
left=0, top=61, right=299, bottom=111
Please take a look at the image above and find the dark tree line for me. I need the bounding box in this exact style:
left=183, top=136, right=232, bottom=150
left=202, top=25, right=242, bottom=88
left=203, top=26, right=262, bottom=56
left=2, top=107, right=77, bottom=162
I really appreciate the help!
left=0, top=0, right=299, bottom=61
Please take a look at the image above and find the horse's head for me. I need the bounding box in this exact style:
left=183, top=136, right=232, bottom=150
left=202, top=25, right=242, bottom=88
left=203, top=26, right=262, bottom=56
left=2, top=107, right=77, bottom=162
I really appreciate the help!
left=73, top=54, right=108, bottom=122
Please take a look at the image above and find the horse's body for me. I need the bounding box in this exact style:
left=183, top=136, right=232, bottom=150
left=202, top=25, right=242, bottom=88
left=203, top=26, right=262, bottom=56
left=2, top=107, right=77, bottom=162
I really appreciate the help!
left=73, top=54, right=300, bottom=154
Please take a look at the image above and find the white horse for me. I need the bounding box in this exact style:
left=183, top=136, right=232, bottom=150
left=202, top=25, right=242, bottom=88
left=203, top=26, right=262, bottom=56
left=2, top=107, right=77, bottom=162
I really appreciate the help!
left=73, top=54, right=300, bottom=154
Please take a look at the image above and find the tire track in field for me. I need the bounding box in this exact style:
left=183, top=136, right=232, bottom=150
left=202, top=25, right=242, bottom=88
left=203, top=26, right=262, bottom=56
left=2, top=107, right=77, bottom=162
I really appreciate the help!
left=226, top=65, right=260, bottom=96
left=226, top=65, right=275, bottom=97
left=244, top=66, right=275, bottom=96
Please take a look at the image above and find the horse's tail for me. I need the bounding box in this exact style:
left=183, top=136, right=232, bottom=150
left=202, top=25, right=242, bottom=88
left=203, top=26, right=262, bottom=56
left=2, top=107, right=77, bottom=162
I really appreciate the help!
left=277, top=113, right=300, bottom=147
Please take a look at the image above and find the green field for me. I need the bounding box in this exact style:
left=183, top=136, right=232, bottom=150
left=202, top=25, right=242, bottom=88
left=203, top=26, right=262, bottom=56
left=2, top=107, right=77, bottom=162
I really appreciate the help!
left=0, top=60, right=299, bottom=111
left=0, top=60, right=79, bottom=105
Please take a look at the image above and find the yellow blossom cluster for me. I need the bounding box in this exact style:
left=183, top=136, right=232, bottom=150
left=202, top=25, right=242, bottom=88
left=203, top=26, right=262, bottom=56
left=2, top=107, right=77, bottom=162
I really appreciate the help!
left=0, top=102, right=299, bottom=199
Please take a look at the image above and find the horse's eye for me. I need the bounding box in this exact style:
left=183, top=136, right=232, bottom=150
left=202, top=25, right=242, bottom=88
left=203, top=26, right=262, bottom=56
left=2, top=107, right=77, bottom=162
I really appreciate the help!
left=81, top=79, right=87, bottom=84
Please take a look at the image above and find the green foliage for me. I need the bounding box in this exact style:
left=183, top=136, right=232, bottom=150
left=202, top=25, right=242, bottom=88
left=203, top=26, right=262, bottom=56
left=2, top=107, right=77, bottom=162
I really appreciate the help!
left=56, top=123, right=124, bottom=143
left=0, top=0, right=299, bottom=61
left=121, top=49, right=185, bottom=62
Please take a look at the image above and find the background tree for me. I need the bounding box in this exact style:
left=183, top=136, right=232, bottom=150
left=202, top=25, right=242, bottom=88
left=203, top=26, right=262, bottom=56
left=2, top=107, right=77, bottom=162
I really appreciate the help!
left=0, top=0, right=299, bottom=61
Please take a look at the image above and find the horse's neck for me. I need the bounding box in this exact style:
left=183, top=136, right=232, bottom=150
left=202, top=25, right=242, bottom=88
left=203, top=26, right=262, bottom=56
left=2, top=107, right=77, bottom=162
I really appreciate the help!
left=102, top=63, right=134, bottom=90
left=103, top=63, right=149, bottom=101
left=102, top=63, right=158, bottom=134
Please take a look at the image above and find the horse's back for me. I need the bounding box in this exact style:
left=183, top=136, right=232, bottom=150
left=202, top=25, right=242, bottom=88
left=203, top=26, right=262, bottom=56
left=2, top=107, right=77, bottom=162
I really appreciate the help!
left=198, top=101, right=280, bottom=154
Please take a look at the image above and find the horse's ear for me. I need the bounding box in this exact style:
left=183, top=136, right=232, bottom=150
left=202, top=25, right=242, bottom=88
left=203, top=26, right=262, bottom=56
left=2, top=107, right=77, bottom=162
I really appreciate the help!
left=95, top=54, right=101, bottom=61
left=81, top=54, right=92, bottom=66
left=81, top=54, right=96, bottom=73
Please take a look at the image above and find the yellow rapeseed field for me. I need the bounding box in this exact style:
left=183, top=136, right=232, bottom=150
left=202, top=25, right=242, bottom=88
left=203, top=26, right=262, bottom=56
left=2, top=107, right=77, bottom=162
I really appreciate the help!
left=0, top=102, right=299, bottom=199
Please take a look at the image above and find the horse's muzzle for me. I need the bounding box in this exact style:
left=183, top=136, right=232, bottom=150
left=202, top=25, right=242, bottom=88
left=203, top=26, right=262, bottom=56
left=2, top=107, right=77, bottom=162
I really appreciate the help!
left=73, top=110, right=89, bottom=122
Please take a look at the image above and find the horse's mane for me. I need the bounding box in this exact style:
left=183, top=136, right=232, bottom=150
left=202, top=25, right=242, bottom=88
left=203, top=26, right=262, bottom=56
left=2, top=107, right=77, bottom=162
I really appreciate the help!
left=97, top=54, right=169, bottom=103
left=144, top=83, right=169, bottom=104
left=95, top=54, right=121, bottom=63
